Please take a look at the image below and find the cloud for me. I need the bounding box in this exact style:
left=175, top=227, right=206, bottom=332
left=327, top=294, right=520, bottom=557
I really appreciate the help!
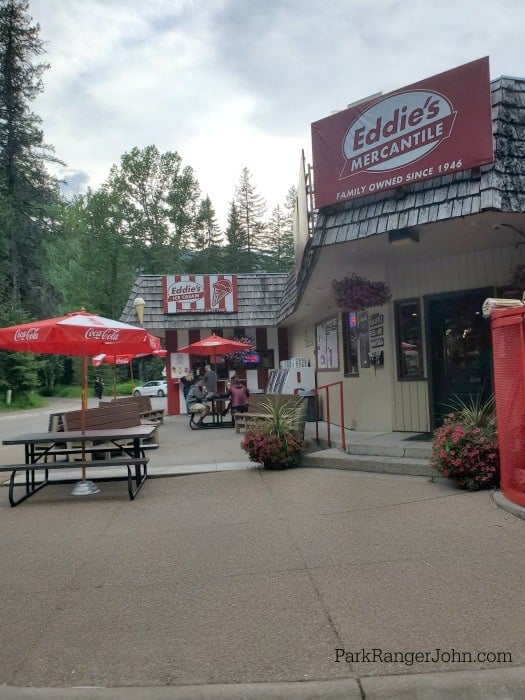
left=28, top=0, right=525, bottom=226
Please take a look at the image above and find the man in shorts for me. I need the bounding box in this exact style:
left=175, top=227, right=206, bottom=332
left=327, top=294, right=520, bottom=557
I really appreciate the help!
left=185, top=377, right=211, bottom=428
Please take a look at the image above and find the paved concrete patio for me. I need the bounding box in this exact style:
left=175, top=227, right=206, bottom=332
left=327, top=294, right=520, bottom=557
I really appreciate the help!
left=0, top=402, right=523, bottom=697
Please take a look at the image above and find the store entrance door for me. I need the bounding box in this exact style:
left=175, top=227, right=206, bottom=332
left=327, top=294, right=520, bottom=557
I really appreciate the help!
left=426, top=288, right=493, bottom=428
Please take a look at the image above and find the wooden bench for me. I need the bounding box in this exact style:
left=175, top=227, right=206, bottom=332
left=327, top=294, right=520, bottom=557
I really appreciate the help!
left=0, top=457, right=149, bottom=506
left=37, top=404, right=158, bottom=462
left=234, top=394, right=307, bottom=438
left=63, top=403, right=142, bottom=431
left=102, top=395, right=165, bottom=424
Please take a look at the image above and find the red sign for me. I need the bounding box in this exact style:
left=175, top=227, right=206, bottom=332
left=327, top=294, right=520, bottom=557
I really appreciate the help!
left=311, top=57, right=494, bottom=208
left=163, top=275, right=238, bottom=313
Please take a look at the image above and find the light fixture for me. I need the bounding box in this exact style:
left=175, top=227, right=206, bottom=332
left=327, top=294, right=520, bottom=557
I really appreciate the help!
left=388, top=228, right=419, bottom=245
left=133, top=296, right=145, bottom=324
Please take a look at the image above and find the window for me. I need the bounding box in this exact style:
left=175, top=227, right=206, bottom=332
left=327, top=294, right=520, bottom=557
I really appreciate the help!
left=342, top=311, right=359, bottom=376
left=395, top=299, right=424, bottom=379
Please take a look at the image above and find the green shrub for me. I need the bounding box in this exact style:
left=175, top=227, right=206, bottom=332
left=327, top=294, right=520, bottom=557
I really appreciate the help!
left=430, top=395, right=499, bottom=491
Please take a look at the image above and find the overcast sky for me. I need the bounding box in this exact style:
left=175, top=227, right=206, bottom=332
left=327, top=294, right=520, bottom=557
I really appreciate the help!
left=29, top=0, right=525, bottom=227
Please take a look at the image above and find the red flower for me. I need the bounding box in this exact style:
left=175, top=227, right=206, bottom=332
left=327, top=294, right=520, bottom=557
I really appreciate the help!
left=430, top=414, right=499, bottom=491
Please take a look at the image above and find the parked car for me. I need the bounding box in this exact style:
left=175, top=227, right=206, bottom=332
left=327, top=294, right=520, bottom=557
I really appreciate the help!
left=133, top=380, right=168, bottom=397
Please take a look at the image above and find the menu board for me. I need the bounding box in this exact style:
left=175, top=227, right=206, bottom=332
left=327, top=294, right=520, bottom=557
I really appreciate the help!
left=316, top=317, right=339, bottom=370
left=170, top=353, right=191, bottom=379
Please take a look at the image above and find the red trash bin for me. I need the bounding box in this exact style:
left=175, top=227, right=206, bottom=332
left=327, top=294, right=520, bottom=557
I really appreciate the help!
left=491, top=306, right=525, bottom=506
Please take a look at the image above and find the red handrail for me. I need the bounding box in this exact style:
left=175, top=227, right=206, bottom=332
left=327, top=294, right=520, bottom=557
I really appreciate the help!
left=312, top=381, right=346, bottom=451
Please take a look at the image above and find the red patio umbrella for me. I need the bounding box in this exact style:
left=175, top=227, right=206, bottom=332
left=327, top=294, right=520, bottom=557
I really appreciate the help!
left=92, top=348, right=167, bottom=399
left=0, top=309, right=160, bottom=493
left=177, top=334, right=252, bottom=362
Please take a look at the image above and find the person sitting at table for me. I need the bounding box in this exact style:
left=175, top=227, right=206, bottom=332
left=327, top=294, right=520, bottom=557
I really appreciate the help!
left=226, top=375, right=250, bottom=415
left=185, top=378, right=211, bottom=428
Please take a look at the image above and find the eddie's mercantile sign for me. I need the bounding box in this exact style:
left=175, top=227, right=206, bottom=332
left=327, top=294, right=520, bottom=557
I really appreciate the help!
left=311, top=57, right=494, bottom=209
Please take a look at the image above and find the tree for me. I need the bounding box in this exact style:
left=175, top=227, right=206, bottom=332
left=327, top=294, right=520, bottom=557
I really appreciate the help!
left=47, top=190, right=135, bottom=319
left=222, top=200, right=256, bottom=272
left=191, top=195, right=224, bottom=273
left=263, top=203, right=294, bottom=271
left=234, top=167, right=267, bottom=253
left=105, top=145, right=201, bottom=274
left=0, top=0, right=61, bottom=317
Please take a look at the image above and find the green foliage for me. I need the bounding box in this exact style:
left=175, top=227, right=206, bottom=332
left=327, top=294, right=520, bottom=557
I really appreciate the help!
left=234, top=167, right=267, bottom=253
left=0, top=0, right=61, bottom=317
left=430, top=395, right=499, bottom=491
left=241, top=396, right=305, bottom=469
left=0, top=390, right=46, bottom=410
left=444, top=393, right=496, bottom=429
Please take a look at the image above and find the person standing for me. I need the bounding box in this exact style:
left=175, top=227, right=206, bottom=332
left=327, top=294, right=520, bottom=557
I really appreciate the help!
left=203, top=363, right=217, bottom=396
left=180, top=371, right=194, bottom=413
left=94, top=377, right=104, bottom=400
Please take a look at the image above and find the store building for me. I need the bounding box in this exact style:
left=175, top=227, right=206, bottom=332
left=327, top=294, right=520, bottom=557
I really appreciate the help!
left=121, top=58, right=525, bottom=432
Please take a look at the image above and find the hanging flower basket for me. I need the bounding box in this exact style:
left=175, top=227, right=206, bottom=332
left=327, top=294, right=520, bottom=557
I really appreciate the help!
left=332, top=273, right=391, bottom=311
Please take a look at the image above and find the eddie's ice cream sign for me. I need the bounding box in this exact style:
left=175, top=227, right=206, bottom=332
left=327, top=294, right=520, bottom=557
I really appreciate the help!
left=163, top=275, right=238, bottom=313
left=311, top=57, right=494, bottom=208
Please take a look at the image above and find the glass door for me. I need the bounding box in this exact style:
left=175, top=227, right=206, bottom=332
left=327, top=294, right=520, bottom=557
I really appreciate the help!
left=426, top=288, right=493, bottom=427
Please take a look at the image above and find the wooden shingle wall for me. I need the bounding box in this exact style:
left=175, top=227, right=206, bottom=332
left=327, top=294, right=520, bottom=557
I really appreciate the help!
left=120, top=273, right=290, bottom=329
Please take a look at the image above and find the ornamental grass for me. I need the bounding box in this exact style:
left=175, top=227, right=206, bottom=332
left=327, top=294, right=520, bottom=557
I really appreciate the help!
left=430, top=395, right=499, bottom=491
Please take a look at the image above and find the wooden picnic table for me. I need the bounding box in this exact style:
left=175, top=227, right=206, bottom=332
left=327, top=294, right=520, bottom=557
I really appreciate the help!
left=1, top=425, right=157, bottom=506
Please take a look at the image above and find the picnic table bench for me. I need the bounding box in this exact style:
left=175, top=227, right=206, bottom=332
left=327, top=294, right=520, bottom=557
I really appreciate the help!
left=0, top=456, right=148, bottom=506
left=102, top=395, right=165, bottom=423
left=37, top=403, right=159, bottom=462
left=2, top=424, right=158, bottom=506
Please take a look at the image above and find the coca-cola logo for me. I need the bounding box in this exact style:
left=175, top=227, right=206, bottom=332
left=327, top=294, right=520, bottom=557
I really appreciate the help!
left=14, top=328, right=39, bottom=341
left=340, top=90, right=456, bottom=179
left=168, top=282, right=205, bottom=303
left=85, top=328, right=120, bottom=342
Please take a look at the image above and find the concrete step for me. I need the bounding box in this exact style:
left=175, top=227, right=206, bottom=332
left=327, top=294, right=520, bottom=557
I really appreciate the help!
left=302, top=449, right=434, bottom=477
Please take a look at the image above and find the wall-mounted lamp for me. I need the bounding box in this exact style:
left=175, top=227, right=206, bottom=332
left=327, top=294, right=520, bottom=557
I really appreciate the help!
left=133, top=296, right=145, bottom=325
left=388, top=228, right=419, bottom=245
left=493, top=223, right=525, bottom=248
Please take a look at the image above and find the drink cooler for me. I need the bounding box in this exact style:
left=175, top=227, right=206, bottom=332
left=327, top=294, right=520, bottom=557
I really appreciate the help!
left=491, top=307, right=525, bottom=506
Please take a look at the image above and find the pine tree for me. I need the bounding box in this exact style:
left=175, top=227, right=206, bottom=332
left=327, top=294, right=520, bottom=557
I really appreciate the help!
left=0, top=0, right=60, bottom=316
left=263, top=203, right=294, bottom=271
left=234, top=167, right=267, bottom=253
left=191, top=195, right=224, bottom=272
left=223, top=200, right=256, bottom=272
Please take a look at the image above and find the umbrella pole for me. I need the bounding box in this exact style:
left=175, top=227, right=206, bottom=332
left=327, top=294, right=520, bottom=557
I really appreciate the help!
left=71, top=355, right=100, bottom=496
left=113, top=365, right=117, bottom=400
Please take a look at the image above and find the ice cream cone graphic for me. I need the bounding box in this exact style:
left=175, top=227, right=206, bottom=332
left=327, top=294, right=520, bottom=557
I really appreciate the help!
left=212, top=278, right=232, bottom=306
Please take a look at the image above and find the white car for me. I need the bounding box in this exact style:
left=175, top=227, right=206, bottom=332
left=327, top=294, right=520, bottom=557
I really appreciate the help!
left=133, top=380, right=168, bottom=397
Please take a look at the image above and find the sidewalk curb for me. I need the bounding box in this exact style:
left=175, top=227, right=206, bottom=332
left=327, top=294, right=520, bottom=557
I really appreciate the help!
left=493, top=490, right=525, bottom=520
left=0, top=666, right=524, bottom=698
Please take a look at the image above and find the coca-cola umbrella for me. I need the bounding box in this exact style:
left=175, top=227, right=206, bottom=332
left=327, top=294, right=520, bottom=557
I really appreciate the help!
left=177, top=334, right=252, bottom=362
left=0, top=309, right=160, bottom=495
left=92, top=348, right=167, bottom=399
